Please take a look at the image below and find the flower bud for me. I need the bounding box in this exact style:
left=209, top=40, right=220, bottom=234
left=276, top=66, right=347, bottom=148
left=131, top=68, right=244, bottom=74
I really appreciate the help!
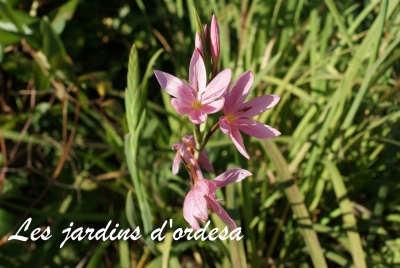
left=195, top=32, right=204, bottom=58
left=210, top=15, right=220, bottom=76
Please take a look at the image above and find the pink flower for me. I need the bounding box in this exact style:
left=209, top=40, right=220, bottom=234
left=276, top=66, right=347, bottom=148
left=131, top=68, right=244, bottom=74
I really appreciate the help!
left=154, top=50, right=231, bottom=124
left=172, top=135, right=214, bottom=174
left=183, top=168, right=252, bottom=230
left=210, top=15, right=220, bottom=65
left=219, top=71, right=281, bottom=159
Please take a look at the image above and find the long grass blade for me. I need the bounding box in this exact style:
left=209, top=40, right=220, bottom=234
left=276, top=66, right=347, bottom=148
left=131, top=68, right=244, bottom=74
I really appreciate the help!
left=324, top=160, right=366, bottom=268
left=261, top=140, right=328, bottom=268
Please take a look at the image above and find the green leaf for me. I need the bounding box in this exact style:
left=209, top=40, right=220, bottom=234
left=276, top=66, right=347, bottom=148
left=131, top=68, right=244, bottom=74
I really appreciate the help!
left=119, top=213, right=131, bottom=268
left=0, top=43, right=3, bottom=62
left=323, top=160, right=366, bottom=268
left=0, top=0, right=24, bottom=32
left=261, top=140, right=328, bottom=268
left=125, top=190, right=139, bottom=230
left=225, top=180, right=248, bottom=268
left=323, top=0, right=354, bottom=49
left=127, top=46, right=139, bottom=90
left=253, top=52, right=281, bottom=88
left=48, top=0, right=80, bottom=35
left=126, top=45, right=142, bottom=133
left=86, top=241, right=111, bottom=268
left=161, top=232, right=173, bottom=268
left=140, top=48, right=164, bottom=98
left=191, top=4, right=210, bottom=75
left=262, top=75, right=315, bottom=103
left=125, top=133, right=157, bottom=255
left=32, top=58, right=50, bottom=90
left=0, top=28, right=23, bottom=45
left=40, top=17, right=72, bottom=79
left=342, top=37, right=400, bottom=128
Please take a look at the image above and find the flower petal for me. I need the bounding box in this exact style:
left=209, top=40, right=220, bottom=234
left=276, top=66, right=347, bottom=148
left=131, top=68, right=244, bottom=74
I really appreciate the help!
left=212, top=168, right=252, bottom=188
left=171, top=98, right=192, bottom=115
left=172, top=151, right=181, bottom=175
left=193, top=162, right=204, bottom=181
left=201, top=98, right=224, bottom=114
left=189, top=50, right=207, bottom=93
left=182, top=135, right=196, bottom=151
left=230, top=126, right=250, bottom=159
left=204, top=195, right=237, bottom=230
left=202, top=68, right=231, bottom=103
left=220, top=117, right=250, bottom=158
left=237, top=94, right=280, bottom=118
left=219, top=116, right=231, bottom=135
left=234, top=118, right=281, bottom=139
left=191, top=185, right=209, bottom=221
left=197, top=179, right=216, bottom=196
left=183, top=191, right=201, bottom=230
left=224, top=71, right=253, bottom=114
left=154, top=70, right=195, bottom=100
left=198, top=149, right=214, bottom=174
left=188, top=109, right=207, bottom=124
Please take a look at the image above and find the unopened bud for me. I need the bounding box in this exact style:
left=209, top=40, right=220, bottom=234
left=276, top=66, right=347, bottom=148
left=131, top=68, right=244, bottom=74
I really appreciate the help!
left=210, top=15, right=220, bottom=76
left=195, top=32, right=204, bottom=58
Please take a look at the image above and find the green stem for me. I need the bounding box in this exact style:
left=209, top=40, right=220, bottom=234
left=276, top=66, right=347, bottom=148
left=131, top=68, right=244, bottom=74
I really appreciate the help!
left=193, top=124, right=202, bottom=159
left=199, top=122, right=219, bottom=153
left=266, top=202, right=290, bottom=260
left=211, top=60, right=219, bottom=80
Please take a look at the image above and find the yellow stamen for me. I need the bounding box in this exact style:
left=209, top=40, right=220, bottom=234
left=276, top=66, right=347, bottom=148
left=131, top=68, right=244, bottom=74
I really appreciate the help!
left=226, top=115, right=236, bottom=122
left=192, top=100, right=202, bottom=109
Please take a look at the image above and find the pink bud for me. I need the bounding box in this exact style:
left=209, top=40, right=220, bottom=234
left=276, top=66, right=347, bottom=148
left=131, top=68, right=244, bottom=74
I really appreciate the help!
left=210, top=15, right=220, bottom=62
left=195, top=32, right=204, bottom=58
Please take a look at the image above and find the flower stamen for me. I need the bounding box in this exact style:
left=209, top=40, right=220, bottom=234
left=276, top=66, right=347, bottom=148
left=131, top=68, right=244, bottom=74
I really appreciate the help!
left=226, top=115, right=236, bottom=122
left=238, top=106, right=252, bottom=113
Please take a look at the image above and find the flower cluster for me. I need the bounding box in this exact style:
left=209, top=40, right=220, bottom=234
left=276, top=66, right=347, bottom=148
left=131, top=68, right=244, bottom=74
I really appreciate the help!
left=154, top=15, right=280, bottom=231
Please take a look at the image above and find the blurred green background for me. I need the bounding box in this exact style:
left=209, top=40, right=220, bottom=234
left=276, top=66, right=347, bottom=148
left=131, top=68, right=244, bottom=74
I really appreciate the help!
left=0, top=0, right=399, bottom=267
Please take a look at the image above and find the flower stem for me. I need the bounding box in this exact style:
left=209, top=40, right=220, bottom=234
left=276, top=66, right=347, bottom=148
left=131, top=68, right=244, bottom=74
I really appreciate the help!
left=199, top=122, right=219, bottom=153
left=193, top=124, right=203, bottom=159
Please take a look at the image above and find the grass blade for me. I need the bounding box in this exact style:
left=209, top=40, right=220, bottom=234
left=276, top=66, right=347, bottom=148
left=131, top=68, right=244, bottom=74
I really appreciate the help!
left=324, top=160, right=366, bottom=268
left=261, top=140, right=328, bottom=268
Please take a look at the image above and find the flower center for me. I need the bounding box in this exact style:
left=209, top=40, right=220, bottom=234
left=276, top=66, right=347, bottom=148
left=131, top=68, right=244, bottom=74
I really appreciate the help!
left=226, top=115, right=236, bottom=122
left=192, top=100, right=202, bottom=109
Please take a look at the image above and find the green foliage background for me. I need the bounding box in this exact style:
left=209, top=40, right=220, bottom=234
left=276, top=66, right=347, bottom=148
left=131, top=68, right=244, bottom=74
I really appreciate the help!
left=0, top=0, right=399, bottom=267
